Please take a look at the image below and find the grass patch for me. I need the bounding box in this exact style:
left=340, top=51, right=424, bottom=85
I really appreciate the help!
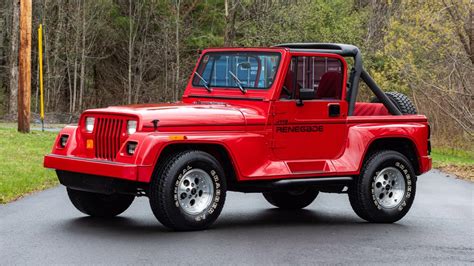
left=431, top=147, right=473, bottom=181
left=0, top=126, right=58, bottom=203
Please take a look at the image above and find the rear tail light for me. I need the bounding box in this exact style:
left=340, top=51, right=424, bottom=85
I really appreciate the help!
left=427, top=124, right=431, bottom=155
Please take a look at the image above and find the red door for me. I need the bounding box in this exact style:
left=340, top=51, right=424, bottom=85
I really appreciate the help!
left=272, top=54, right=348, bottom=174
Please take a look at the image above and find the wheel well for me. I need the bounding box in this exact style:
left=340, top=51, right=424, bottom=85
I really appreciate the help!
left=365, top=138, right=421, bottom=175
left=154, top=143, right=238, bottom=188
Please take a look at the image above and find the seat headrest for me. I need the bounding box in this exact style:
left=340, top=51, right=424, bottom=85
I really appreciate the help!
left=316, top=72, right=342, bottom=99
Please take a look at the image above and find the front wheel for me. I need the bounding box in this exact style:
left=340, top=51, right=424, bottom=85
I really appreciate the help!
left=349, top=150, right=417, bottom=223
left=67, top=188, right=134, bottom=218
left=149, top=150, right=227, bottom=231
left=263, top=188, right=319, bottom=209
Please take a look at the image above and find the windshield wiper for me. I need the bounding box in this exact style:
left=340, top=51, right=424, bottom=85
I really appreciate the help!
left=228, top=71, right=247, bottom=94
left=194, top=72, right=212, bottom=92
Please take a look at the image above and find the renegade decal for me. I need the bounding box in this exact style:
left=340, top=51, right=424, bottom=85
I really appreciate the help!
left=276, top=125, right=324, bottom=133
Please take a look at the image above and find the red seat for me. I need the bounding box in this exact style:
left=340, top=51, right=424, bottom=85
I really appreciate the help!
left=354, top=102, right=390, bottom=116
left=316, top=72, right=342, bottom=99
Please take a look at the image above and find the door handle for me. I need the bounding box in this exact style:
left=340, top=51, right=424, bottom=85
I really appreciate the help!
left=328, top=103, right=340, bottom=117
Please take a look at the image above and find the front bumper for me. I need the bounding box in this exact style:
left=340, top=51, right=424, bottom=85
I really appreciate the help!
left=56, top=170, right=146, bottom=195
left=44, top=154, right=139, bottom=181
left=420, top=155, right=432, bottom=174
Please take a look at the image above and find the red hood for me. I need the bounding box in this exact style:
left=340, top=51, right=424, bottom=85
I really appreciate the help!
left=83, top=102, right=263, bottom=130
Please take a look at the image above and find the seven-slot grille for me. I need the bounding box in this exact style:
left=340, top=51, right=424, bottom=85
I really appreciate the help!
left=94, top=117, right=125, bottom=161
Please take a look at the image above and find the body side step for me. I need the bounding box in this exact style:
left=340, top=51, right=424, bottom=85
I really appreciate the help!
left=230, top=176, right=354, bottom=193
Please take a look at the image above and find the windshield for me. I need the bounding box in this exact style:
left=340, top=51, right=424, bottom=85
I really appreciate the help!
left=192, top=52, right=281, bottom=89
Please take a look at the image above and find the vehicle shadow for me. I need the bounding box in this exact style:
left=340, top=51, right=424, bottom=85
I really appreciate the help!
left=215, top=208, right=364, bottom=229
left=61, top=208, right=407, bottom=237
left=63, top=216, right=168, bottom=234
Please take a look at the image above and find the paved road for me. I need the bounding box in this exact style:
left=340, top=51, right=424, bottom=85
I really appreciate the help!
left=1, top=170, right=472, bottom=265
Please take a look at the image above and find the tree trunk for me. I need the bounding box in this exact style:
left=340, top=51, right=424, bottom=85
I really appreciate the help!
left=0, top=4, right=8, bottom=96
left=174, top=0, right=180, bottom=102
left=469, top=1, right=473, bottom=64
left=72, top=54, right=78, bottom=113
left=134, top=14, right=149, bottom=104
left=224, top=0, right=237, bottom=46
left=79, top=1, right=86, bottom=111
left=71, top=0, right=81, bottom=113
left=164, top=26, right=168, bottom=101
left=128, top=0, right=133, bottom=105
left=67, top=53, right=73, bottom=113
left=9, top=0, right=20, bottom=116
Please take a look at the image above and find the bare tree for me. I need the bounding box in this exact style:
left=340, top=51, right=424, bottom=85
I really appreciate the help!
left=363, top=0, right=401, bottom=53
left=78, top=1, right=86, bottom=111
left=224, top=0, right=238, bottom=46
left=442, top=0, right=473, bottom=64
left=127, top=0, right=136, bottom=104
left=174, top=0, right=180, bottom=102
left=8, top=0, right=19, bottom=115
left=0, top=2, right=10, bottom=108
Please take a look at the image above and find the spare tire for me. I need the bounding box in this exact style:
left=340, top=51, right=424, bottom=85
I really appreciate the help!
left=371, top=92, right=417, bottom=115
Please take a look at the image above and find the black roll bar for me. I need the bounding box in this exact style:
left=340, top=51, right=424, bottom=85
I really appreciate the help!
left=274, top=43, right=360, bottom=57
left=347, top=51, right=363, bottom=115
left=274, top=43, right=402, bottom=116
left=360, top=70, right=402, bottom=115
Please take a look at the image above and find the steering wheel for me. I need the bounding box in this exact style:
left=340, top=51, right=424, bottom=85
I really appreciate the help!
left=281, top=86, right=291, bottom=96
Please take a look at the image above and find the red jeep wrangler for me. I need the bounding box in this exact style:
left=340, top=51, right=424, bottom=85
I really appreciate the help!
left=44, top=43, right=431, bottom=231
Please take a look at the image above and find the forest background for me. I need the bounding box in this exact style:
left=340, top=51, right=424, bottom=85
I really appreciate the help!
left=0, top=0, right=472, bottom=152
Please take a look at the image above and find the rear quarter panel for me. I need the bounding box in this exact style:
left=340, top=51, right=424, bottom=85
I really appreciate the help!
left=332, top=116, right=430, bottom=175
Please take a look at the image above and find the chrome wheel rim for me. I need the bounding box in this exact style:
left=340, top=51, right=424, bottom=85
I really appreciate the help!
left=177, top=168, right=214, bottom=215
left=373, top=167, right=406, bottom=208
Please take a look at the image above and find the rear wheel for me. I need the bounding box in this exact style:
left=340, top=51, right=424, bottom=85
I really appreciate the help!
left=263, top=188, right=319, bottom=209
left=349, top=150, right=417, bottom=223
left=149, top=150, right=227, bottom=231
left=67, top=188, right=134, bottom=218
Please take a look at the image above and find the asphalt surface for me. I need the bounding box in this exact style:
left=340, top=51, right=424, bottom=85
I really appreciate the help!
left=0, top=170, right=472, bottom=265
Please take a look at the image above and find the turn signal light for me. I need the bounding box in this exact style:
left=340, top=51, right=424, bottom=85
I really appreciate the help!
left=126, top=141, right=138, bottom=155
left=168, top=135, right=187, bottom=141
left=59, top=135, right=69, bottom=148
left=86, top=139, right=94, bottom=149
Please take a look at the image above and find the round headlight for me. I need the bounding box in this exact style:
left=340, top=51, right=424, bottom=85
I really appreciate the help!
left=127, top=120, right=137, bottom=135
left=85, top=117, right=95, bottom=132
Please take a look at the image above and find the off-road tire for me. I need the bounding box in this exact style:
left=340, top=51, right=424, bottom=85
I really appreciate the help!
left=263, top=189, right=319, bottom=209
left=67, top=188, right=134, bottom=218
left=371, top=92, right=417, bottom=114
left=349, top=150, right=417, bottom=223
left=149, top=150, right=227, bottom=231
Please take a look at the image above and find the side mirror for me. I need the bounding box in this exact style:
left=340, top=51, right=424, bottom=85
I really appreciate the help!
left=299, top=89, right=314, bottom=100
left=296, top=88, right=314, bottom=106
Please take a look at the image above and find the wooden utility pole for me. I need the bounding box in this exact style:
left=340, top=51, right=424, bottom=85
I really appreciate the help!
left=18, top=0, right=32, bottom=133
